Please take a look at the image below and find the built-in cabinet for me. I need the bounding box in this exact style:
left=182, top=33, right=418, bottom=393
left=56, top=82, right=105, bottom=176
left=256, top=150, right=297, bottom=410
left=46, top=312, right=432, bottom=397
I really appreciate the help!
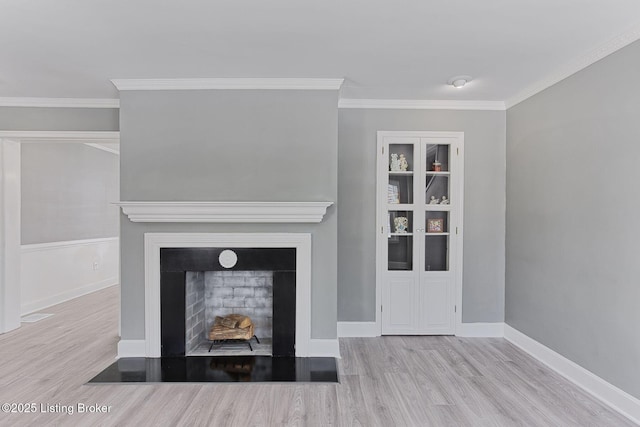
left=377, top=131, right=464, bottom=335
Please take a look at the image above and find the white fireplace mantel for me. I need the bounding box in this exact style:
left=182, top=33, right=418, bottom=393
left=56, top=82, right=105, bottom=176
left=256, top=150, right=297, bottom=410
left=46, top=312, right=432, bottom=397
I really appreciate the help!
left=116, top=201, right=333, bottom=223
left=137, top=232, right=312, bottom=358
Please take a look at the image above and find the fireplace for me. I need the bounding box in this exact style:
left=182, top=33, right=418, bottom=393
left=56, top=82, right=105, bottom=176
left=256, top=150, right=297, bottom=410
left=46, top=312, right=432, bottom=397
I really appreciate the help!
left=142, top=233, right=313, bottom=358
left=185, top=270, right=273, bottom=355
left=160, top=247, right=296, bottom=357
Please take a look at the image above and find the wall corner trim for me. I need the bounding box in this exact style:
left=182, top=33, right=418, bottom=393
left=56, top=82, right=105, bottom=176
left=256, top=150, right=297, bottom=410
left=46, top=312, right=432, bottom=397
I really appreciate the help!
left=117, top=340, right=147, bottom=358
left=504, top=324, right=640, bottom=425
left=457, top=322, right=505, bottom=337
left=309, top=339, right=341, bottom=358
left=111, top=78, right=344, bottom=91
left=337, top=321, right=379, bottom=337
left=505, top=23, right=640, bottom=109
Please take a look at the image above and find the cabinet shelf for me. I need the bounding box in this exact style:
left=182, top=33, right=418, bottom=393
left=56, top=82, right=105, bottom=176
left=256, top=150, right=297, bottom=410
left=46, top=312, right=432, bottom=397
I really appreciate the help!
left=388, top=203, right=415, bottom=209
left=425, top=205, right=451, bottom=211
left=424, top=232, right=450, bottom=236
left=389, top=232, right=413, bottom=236
left=389, top=171, right=414, bottom=175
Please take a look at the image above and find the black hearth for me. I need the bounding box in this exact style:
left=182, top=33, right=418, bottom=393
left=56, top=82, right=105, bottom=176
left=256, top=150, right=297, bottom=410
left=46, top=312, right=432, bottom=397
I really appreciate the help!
left=160, top=247, right=296, bottom=357
left=89, top=356, right=338, bottom=383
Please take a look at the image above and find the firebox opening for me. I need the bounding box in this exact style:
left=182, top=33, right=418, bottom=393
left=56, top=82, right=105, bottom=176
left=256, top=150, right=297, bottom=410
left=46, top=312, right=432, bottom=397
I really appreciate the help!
left=185, top=270, right=274, bottom=356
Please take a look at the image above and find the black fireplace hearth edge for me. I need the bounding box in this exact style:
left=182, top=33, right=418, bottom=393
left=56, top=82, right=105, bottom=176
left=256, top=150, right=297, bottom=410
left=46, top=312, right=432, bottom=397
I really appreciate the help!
left=88, top=356, right=338, bottom=383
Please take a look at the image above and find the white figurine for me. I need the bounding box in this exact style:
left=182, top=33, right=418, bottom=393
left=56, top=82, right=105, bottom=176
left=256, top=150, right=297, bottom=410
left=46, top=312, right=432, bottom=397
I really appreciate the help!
left=429, top=196, right=440, bottom=205
left=393, top=217, right=408, bottom=233
left=440, top=196, right=450, bottom=205
left=399, top=154, right=408, bottom=171
left=390, top=153, right=400, bottom=171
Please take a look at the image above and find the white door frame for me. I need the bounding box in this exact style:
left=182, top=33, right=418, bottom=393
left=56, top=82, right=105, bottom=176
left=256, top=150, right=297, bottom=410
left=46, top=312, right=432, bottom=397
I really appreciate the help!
left=375, top=131, right=464, bottom=336
left=0, top=138, right=21, bottom=333
left=0, top=131, right=119, bottom=334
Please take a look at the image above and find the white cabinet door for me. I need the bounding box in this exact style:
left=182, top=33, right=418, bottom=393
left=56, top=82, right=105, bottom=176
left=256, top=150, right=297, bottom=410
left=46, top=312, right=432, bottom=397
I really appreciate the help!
left=382, top=275, right=419, bottom=334
left=420, top=275, right=453, bottom=334
left=378, top=132, right=463, bottom=335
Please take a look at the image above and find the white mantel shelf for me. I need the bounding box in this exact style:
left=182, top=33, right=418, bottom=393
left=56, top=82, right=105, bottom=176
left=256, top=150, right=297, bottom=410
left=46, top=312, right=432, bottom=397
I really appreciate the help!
left=116, top=201, right=334, bottom=223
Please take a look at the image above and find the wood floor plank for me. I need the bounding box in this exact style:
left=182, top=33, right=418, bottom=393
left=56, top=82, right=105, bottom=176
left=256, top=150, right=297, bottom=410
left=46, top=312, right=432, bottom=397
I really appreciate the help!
left=357, top=374, right=413, bottom=427
left=335, top=374, right=374, bottom=426
left=0, top=286, right=636, bottom=427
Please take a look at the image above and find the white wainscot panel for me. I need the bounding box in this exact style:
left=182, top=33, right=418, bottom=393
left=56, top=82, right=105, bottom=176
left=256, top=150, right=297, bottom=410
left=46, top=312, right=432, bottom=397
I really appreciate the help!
left=20, top=237, right=119, bottom=314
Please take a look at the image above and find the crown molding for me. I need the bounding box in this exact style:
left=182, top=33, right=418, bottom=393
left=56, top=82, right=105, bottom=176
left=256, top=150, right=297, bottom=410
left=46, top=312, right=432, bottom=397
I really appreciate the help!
left=338, top=98, right=506, bottom=111
left=505, top=23, right=640, bottom=109
left=0, top=131, right=119, bottom=143
left=84, top=143, right=119, bottom=155
left=111, top=78, right=345, bottom=91
left=0, top=97, right=119, bottom=108
left=116, top=201, right=334, bottom=223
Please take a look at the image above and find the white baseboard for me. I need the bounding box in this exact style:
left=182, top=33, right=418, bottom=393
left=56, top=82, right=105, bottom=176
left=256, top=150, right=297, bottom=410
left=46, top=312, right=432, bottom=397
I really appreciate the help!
left=338, top=321, right=506, bottom=338
left=337, top=321, right=379, bottom=337
left=504, top=324, right=640, bottom=425
left=117, top=340, right=146, bottom=358
left=309, top=339, right=341, bottom=358
left=20, top=237, right=119, bottom=315
left=21, top=278, right=117, bottom=315
left=458, top=322, right=505, bottom=337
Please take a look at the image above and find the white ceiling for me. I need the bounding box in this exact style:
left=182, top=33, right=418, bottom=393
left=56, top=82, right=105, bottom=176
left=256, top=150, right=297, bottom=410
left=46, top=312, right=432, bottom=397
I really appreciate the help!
left=1, top=0, right=640, bottom=103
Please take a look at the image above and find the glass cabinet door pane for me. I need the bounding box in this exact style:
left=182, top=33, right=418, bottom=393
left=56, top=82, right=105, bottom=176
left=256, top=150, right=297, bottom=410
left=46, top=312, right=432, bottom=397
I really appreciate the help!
left=425, top=175, right=449, bottom=205
left=425, top=211, right=448, bottom=233
left=424, top=211, right=449, bottom=271
left=425, top=144, right=449, bottom=172
left=424, top=236, right=448, bottom=272
left=388, top=175, right=413, bottom=204
left=389, top=236, right=413, bottom=271
left=388, top=211, right=413, bottom=234
left=389, top=144, right=414, bottom=172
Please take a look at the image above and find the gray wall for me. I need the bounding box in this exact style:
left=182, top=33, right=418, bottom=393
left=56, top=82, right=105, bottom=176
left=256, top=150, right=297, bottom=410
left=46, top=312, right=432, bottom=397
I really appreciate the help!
left=506, top=40, right=640, bottom=399
left=2, top=106, right=120, bottom=244
left=21, top=143, right=119, bottom=244
left=0, top=107, right=118, bottom=131
left=338, top=109, right=506, bottom=322
left=119, top=90, right=338, bottom=340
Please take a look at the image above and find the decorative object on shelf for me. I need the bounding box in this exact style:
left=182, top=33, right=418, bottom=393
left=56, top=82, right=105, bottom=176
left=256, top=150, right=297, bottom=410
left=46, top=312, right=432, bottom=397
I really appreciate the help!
left=387, top=183, right=400, bottom=204
left=399, top=154, right=408, bottom=171
left=429, top=196, right=440, bottom=204
left=427, top=218, right=444, bottom=233
left=432, top=146, right=442, bottom=171
left=393, top=216, right=409, bottom=233
left=440, top=196, right=449, bottom=205
left=390, top=153, right=400, bottom=171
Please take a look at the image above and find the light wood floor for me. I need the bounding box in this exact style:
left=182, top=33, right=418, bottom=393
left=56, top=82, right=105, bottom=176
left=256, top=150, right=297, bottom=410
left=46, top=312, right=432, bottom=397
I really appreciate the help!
left=0, top=286, right=634, bottom=427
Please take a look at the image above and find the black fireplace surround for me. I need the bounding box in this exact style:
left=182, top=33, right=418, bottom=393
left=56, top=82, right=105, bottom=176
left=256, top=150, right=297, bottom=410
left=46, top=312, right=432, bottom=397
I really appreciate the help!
left=160, top=247, right=296, bottom=357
